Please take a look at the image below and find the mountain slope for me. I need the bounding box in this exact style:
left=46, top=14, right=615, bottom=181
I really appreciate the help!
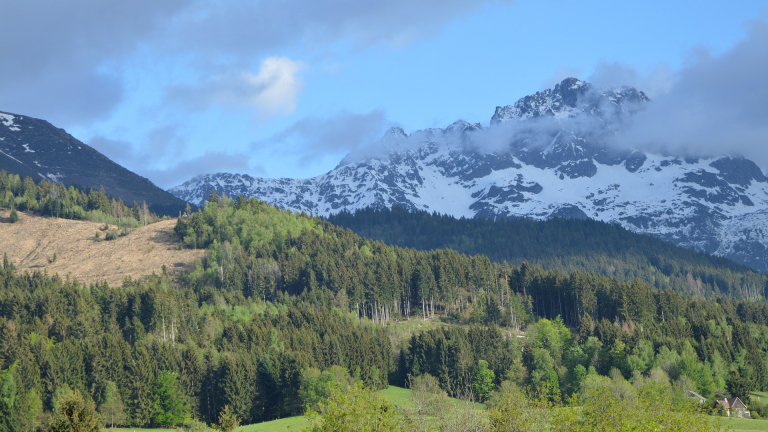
left=328, top=206, right=768, bottom=297
left=0, top=110, right=189, bottom=215
left=170, top=78, right=768, bottom=272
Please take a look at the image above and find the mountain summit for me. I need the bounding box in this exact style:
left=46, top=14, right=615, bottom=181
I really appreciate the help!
left=170, top=78, right=768, bottom=271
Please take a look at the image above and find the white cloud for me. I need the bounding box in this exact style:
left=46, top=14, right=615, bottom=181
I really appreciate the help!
left=244, top=58, right=306, bottom=117
left=166, top=57, right=305, bottom=118
left=589, top=62, right=676, bottom=99
left=255, top=109, right=389, bottom=167
left=611, top=19, right=768, bottom=167
left=0, top=0, right=510, bottom=126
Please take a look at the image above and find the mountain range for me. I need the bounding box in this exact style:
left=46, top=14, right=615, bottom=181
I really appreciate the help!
left=169, top=78, right=768, bottom=272
left=0, top=110, right=188, bottom=216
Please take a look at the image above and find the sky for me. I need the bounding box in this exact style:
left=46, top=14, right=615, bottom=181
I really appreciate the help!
left=1, top=0, right=767, bottom=188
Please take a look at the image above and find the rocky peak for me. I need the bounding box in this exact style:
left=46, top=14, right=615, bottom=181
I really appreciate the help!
left=491, top=78, right=649, bottom=125
left=444, top=120, right=483, bottom=135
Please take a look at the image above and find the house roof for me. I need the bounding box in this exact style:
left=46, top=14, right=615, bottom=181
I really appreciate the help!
left=713, top=397, right=748, bottom=410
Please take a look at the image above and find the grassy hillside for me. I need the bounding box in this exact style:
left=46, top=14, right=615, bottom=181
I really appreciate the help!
left=0, top=209, right=203, bottom=286
left=329, top=206, right=768, bottom=298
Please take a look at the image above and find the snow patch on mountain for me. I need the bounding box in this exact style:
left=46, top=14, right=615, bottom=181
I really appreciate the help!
left=169, top=78, right=768, bottom=272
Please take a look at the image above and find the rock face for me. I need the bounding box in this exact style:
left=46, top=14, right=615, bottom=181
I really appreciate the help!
left=170, top=78, right=768, bottom=272
left=0, top=111, right=189, bottom=215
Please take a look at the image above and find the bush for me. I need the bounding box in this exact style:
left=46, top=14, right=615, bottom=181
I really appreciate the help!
left=105, top=230, right=118, bottom=241
left=217, top=405, right=240, bottom=432
left=9, top=208, right=18, bottom=223
left=50, top=390, right=101, bottom=432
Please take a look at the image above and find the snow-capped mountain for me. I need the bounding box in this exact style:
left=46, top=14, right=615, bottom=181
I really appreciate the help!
left=170, top=78, right=768, bottom=272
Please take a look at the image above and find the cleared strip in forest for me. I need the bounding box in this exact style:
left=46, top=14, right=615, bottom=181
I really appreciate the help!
left=0, top=210, right=204, bottom=286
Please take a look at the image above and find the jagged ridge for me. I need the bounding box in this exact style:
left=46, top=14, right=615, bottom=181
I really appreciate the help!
left=169, top=78, right=768, bottom=272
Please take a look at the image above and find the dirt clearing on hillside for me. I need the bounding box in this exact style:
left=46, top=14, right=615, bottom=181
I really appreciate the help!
left=0, top=210, right=205, bottom=286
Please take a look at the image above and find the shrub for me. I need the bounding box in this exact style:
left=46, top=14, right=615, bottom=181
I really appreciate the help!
left=49, top=390, right=101, bottom=432
left=217, top=405, right=240, bottom=432
left=9, top=208, right=18, bottom=223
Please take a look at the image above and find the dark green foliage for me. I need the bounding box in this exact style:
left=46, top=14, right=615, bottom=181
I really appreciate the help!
left=0, top=260, right=392, bottom=427
left=8, top=208, right=18, bottom=223
left=329, top=206, right=768, bottom=297
left=2, top=192, right=768, bottom=429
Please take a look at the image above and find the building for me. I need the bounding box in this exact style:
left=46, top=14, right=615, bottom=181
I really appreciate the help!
left=686, top=390, right=706, bottom=405
left=712, top=397, right=750, bottom=418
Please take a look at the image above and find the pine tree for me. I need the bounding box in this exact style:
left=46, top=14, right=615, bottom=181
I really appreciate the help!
left=9, top=207, right=18, bottom=223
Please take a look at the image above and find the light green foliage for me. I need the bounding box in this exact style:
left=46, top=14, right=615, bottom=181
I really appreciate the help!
left=217, top=405, right=240, bottom=432
left=553, top=380, right=721, bottom=432
left=99, top=381, right=127, bottom=428
left=473, top=360, right=496, bottom=402
left=49, top=390, right=101, bottom=432
left=306, top=382, right=408, bottom=432
left=0, top=172, right=159, bottom=229
left=299, top=367, right=352, bottom=412
left=487, top=381, right=550, bottom=432
left=528, top=317, right=573, bottom=365
left=183, top=419, right=213, bottom=432
left=175, top=195, right=317, bottom=251
left=53, top=384, right=74, bottom=414
left=409, top=373, right=448, bottom=417
left=152, top=371, right=190, bottom=426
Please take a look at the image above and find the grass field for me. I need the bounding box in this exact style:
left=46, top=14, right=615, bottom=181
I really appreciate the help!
left=239, top=386, right=414, bottom=432
left=107, top=386, right=766, bottom=432
left=721, top=416, right=768, bottom=431
left=239, top=415, right=310, bottom=432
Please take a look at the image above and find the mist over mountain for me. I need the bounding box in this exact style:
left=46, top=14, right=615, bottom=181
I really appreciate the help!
left=170, top=78, right=768, bottom=271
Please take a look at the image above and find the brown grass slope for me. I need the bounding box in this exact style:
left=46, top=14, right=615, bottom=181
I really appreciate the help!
left=0, top=210, right=203, bottom=286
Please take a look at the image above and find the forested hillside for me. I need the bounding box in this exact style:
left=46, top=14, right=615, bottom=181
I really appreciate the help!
left=2, top=193, right=768, bottom=430
left=328, top=206, right=768, bottom=298
left=0, top=171, right=168, bottom=228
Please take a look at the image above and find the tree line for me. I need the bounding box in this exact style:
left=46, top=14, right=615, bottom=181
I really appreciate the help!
left=0, top=171, right=162, bottom=229
left=328, top=206, right=768, bottom=298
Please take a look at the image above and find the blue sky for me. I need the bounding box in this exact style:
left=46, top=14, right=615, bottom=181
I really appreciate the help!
left=1, top=0, right=766, bottom=188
